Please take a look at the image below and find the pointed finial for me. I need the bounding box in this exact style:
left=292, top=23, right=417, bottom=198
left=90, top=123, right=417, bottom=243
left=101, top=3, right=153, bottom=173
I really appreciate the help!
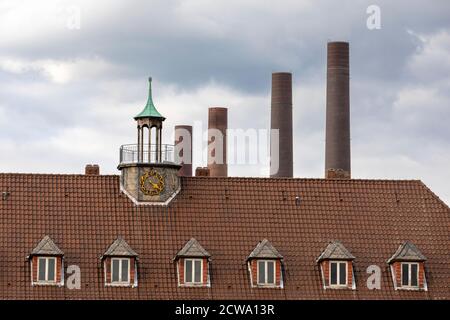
left=134, top=77, right=165, bottom=121
left=147, top=77, right=153, bottom=101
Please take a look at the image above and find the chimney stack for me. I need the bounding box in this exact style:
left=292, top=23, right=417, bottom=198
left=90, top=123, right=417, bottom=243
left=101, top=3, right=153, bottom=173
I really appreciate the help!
left=195, top=167, right=210, bottom=177
left=85, top=164, right=100, bottom=175
left=208, top=107, right=228, bottom=177
left=325, top=41, right=351, bottom=179
left=270, top=72, right=293, bottom=178
left=174, top=125, right=193, bottom=177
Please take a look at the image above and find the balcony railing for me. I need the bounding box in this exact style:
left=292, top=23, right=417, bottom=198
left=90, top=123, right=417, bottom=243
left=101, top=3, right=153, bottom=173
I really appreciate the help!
left=119, top=144, right=175, bottom=164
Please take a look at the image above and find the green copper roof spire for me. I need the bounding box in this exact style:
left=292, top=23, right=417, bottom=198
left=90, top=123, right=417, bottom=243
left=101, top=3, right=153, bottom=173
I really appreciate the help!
left=134, top=77, right=165, bottom=120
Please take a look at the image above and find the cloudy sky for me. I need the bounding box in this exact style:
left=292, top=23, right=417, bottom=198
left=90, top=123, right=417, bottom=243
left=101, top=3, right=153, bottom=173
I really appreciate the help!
left=0, top=0, right=449, bottom=203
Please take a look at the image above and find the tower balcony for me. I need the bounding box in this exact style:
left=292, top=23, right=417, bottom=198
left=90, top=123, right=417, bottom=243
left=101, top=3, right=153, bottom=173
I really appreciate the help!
left=119, top=144, right=175, bottom=165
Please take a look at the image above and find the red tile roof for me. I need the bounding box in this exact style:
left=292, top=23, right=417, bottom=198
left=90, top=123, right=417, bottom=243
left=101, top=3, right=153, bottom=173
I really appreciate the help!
left=0, top=173, right=449, bottom=300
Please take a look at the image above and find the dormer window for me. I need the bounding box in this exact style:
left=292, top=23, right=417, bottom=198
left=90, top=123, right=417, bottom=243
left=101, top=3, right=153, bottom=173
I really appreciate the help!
left=29, top=236, right=64, bottom=286
left=247, top=239, right=284, bottom=288
left=257, top=260, right=276, bottom=286
left=38, top=257, right=57, bottom=284
left=174, top=238, right=211, bottom=287
left=111, top=257, right=130, bottom=285
left=387, top=241, right=427, bottom=291
left=317, top=241, right=355, bottom=290
left=401, top=262, right=419, bottom=288
left=184, top=258, right=203, bottom=285
left=329, top=261, right=347, bottom=287
left=102, top=237, right=138, bottom=287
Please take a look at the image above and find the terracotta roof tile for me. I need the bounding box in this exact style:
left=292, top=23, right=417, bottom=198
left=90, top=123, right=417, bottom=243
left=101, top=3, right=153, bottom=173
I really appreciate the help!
left=0, top=174, right=449, bottom=299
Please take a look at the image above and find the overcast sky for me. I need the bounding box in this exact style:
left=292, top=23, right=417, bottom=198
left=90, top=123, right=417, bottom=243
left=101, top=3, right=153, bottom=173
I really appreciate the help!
left=0, top=0, right=449, bottom=204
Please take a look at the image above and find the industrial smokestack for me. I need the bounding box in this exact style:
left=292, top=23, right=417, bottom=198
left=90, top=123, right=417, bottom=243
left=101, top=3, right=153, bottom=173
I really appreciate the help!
left=270, top=72, right=293, bottom=178
left=174, top=125, right=193, bottom=177
left=325, top=41, right=351, bottom=179
left=208, top=107, right=228, bottom=177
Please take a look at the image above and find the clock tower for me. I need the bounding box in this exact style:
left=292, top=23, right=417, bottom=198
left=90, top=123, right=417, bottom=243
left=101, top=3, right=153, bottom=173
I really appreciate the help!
left=118, top=77, right=182, bottom=205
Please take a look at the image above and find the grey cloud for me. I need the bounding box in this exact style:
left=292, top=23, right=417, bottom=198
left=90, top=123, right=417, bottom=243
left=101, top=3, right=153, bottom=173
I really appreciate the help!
left=0, top=0, right=449, bottom=204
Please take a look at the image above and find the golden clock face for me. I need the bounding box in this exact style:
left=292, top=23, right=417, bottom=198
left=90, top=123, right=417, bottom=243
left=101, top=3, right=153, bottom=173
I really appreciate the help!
left=140, top=169, right=165, bottom=196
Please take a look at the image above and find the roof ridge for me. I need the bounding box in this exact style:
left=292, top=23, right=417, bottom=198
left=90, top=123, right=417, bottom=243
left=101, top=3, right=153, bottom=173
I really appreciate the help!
left=182, top=176, right=422, bottom=183
left=0, top=173, right=120, bottom=177
left=0, top=172, right=424, bottom=183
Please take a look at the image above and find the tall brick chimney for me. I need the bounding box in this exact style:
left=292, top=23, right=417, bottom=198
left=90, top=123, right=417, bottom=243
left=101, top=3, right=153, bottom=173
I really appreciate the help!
left=208, top=107, right=228, bottom=177
left=174, top=125, right=193, bottom=177
left=325, top=42, right=351, bottom=179
left=270, top=72, right=293, bottom=178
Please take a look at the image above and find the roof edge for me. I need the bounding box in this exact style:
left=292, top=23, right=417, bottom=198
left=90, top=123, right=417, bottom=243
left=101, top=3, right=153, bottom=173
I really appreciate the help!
left=418, top=180, right=450, bottom=212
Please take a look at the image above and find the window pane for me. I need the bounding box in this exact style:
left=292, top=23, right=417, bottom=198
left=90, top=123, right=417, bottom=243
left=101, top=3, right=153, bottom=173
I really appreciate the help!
left=121, top=259, right=129, bottom=282
left=267, top=261, right=275, bottom=284
left=194, top=260, right=202, bottom=283
left=258, top=261, right=265, bottom=284
left=38, top=258, right=46, bottom=281
left=410, top=264, right=418, bottom=287
left=185, top=260, right=193, bottom=283
left=401, top=264, right=409, bottom=286
left=112, top=259, right=120, bottom=282
left=330, top=262, right=337, bottom=285
left=47, top=258, right=55, bottom=281
left=339, top=263, right=346, bottom=285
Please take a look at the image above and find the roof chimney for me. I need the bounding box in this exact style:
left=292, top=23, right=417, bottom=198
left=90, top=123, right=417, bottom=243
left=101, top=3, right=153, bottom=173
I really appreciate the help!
left=85, top=164, right=100, bottom=175
left=270, top=72, right=293, bottom=178
left=325, top=42, right=351, bottom=179
left=195, top=167, right=210, bottom=177
left=174, top=125, right=193, bottom=177
left=208, top=107, right=228, bottom=177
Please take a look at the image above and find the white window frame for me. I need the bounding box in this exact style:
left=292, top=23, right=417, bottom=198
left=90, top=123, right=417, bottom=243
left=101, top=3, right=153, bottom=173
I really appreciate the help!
left=184, top=258, right=204, bottom=285
left=110, top=257, right=131, bottom=285
left=400, top=262, right=420, bottom=288
left=329, top=261, right=348, bottom=288
left=37, top=256, right=57, bottom=284
left=257, top=260, right=276, bottom=286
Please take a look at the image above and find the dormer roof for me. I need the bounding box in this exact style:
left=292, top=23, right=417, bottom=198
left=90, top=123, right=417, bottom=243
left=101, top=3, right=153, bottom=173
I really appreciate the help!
left=30, top=236, right=64, bottom=256
left=102, top=237, right=138, bottom=259
left=175, top=238, right=210, bottom=259
left=247, top=239, right=283, bottom=260
left=316, top=241, right=355, bottom=262
left=387, top=241, right=427, bottom=263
